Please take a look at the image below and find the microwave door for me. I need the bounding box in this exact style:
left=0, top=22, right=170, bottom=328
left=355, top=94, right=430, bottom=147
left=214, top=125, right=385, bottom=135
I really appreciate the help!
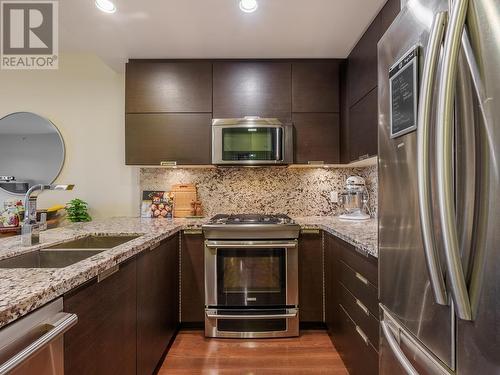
left=218, top=126, right=281, bottom=163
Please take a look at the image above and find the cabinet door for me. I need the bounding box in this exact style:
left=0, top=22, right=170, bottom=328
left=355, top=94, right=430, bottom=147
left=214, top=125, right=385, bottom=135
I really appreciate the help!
left=380, top=0, right=401, bottom=34
left=64, top=259, right=137, bottom=375
left=180, top=231, right=205, bottom=323
left=347, top=18, right=382, bottom=106
left=126, top=61, right=212, bottom=113
left=325, top=233, right=340, bottom=335
left=137, top=234, right=179, bottom=375
left=298, top=231, right=324, bottom=323
left=348, top=88, right=378, bottom=162
left=213, top=61, right=292, bottom=122
left=125, top=113, right=211, bottom=165
left=293, top=113, right=340, bottom=164
left=292, top=61, right=340, bottom=113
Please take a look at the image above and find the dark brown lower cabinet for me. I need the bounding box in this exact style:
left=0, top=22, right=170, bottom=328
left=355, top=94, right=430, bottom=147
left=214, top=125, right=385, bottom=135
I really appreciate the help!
left=63, top=258, right=137, bottom=375
left=298, top=230, right=324, bottom=323
left=325, top=232, right=379, bottom=375
left=64, top=233, right=180, bottom=375
left=180, top=230, right=205, bottom=324
left=137, top=234, right=179, bottom=375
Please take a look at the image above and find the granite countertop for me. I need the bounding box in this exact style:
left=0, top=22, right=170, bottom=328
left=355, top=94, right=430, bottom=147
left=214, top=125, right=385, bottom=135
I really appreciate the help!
left=294, top=216, right=378, bottom=258
left=0, top=216, right=377, bottom=328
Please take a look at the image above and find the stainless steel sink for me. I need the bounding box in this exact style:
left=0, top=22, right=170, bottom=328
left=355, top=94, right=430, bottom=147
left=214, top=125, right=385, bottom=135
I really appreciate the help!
left=0, top=249, right=104, bottom=268
left=45, top=235, right=140, bottom=250
left=0, top=235, right=141, bottom=269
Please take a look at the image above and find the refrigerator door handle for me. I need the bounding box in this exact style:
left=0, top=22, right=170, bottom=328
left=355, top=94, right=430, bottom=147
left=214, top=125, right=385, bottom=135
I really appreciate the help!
left=436, top=0, right=473, bottom=321
left=417, top=10, right=449, bottom=306
left=381, top=319, right=419, bottom=375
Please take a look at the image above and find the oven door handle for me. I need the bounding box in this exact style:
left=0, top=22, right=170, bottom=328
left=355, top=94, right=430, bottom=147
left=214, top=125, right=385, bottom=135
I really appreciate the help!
left=205, top=241, right=297, bottom=249
left=206, top=310, right=298, bottom=320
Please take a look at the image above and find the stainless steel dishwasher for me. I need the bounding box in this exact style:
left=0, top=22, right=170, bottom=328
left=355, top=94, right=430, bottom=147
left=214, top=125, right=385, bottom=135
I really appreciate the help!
left=0, top=298, right=77, bottom=375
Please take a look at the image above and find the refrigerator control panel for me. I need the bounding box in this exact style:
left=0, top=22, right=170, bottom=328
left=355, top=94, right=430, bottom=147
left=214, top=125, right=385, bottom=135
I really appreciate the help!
left=389, top=46, right=419, bottom=139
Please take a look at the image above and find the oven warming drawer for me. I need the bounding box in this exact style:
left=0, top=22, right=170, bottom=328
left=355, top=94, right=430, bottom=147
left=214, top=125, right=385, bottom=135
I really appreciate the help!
left=205, top=308, right=299, bottom=338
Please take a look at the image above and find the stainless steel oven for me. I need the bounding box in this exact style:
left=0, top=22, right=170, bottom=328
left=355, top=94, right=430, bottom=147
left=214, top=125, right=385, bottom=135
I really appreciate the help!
left=211, top=117, right=293, bottom=165
left=204, top=239, right=299, bottom=338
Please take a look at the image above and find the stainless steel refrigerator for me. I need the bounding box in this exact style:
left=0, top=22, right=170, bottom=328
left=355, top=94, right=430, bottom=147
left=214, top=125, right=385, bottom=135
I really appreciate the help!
left=378, top=0, right=500, bottom=373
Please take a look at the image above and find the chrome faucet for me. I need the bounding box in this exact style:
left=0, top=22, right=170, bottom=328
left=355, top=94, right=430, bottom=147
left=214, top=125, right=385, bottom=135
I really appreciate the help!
left=21, top=184, right=75, bottom=246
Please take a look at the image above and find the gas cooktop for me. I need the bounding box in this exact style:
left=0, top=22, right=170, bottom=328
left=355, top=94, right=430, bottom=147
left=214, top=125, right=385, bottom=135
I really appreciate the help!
left=208, top=214, right=294, bottom=225
left=203, top=214, right=300, bottom=240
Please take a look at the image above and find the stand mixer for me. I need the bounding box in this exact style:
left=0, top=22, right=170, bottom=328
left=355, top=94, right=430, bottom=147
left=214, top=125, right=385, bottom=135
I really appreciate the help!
left=338, top=176, right=371, bottom=221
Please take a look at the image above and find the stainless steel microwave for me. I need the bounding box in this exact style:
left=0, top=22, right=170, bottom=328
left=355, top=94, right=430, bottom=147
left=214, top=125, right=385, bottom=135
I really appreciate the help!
left=211, top=117, right=293, bottom=165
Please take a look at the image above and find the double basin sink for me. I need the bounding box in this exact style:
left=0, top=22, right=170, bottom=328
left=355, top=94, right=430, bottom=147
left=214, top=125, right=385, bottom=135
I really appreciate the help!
left=0, top=235, right=140, bottom=269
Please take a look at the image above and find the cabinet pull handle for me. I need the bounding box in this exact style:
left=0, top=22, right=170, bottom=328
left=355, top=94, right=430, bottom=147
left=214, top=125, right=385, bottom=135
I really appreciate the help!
left=301, top=228, right=320, bottom=234
left=184, top=229, right=202, bottom=235
left=355, top=272, right=369, bottom=285
left=356, top=299, right=370, bottom=316
left=355, top=325, right=369, bottom=345
left=160, top=161, right=177, bottom=167
left=307, top=161, right=325, bottom=165
left=149, top=242, right=161, bottom=251
left=358, top=154, right=370, bottom=161
left=98, top=265, right=119, bottom=283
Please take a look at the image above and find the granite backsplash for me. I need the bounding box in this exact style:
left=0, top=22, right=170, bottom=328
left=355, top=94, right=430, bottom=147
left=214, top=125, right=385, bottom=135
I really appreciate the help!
left=140, top=165, right=378, bottom=217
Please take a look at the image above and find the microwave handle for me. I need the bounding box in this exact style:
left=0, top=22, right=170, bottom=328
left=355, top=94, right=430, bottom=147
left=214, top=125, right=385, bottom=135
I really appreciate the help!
left=275, top=127, right=283, bottom=161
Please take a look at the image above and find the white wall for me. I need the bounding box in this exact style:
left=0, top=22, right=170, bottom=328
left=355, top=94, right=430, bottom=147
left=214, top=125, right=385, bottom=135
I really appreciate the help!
left=0, top=53, right=139, bottom=218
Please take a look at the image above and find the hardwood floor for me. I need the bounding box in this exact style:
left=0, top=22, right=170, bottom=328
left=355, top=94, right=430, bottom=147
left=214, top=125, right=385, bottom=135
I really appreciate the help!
left=158, top=330, right=348, bottom=375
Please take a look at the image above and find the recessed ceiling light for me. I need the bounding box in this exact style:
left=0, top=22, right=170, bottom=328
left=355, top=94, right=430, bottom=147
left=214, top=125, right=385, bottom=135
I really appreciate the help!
left=95, top=0, right=116, bottom=13
left=239, top=0, right=258, bottom=13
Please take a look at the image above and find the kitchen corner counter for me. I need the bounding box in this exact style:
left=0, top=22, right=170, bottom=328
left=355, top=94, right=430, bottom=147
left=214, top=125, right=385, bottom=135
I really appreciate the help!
left=0, top=215, right=377, bottom=329
left=0, top=217, right=206, bottom=329
left=294, top=216, right=378, bottom=258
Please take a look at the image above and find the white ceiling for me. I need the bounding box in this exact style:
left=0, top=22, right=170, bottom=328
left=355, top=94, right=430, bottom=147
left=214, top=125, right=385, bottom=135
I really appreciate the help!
left=60, top=0, right=387, bottom=71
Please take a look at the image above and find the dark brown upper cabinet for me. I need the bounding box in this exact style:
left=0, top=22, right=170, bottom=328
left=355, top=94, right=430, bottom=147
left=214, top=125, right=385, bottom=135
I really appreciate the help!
left=125, top=113, right=211, bottom=165
left=293, top=113, right=340, bottom=164
left=347, top=17, right=382, bottom=107
left=348, top=88, right=378, bottom=162
left=213, top=61, right=292, bottom=122
left=292, top=61, right=341, bottom=113
left=341, top=0, right=401, bottom=162
left=380, top=0, right=401, bottom=35
left=126, top=61, right=212, bottom=113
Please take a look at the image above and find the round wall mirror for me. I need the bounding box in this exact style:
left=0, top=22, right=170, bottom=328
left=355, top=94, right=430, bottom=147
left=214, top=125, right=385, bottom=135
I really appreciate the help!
left=0, top=112, right=65, bottom=195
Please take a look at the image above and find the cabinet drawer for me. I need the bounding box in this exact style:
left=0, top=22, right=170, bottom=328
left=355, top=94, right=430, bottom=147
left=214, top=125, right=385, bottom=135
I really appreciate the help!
left=339, top=260, right=378, bottom=316
left=333, top=303, right=379, bottom=375
left=339, top=284, right=379, bottom=348
left=335, top=236, right=378, bottom=286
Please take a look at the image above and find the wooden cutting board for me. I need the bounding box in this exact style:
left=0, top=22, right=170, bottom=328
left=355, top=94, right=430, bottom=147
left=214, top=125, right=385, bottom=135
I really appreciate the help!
left=171, top=184, right=197, bottom=218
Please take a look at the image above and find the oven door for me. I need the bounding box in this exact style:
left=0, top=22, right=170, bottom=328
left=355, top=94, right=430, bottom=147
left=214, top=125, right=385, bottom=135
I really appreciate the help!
left=205, top=240, right=298, bottom=308
left=212, top=124, right=289, bottom=164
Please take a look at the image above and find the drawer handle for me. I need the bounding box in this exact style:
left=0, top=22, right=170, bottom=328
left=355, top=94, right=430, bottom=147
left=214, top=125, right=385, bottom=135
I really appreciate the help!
left=184, top=229, right=202, bottom=235
left=356, top=299, right=370, bottom=316
left=358, top=154, right=370, bottom=161
left=355, top=325, right=369, bottom=346
left=300, top=228, right=320, bottom=234
left=98, top=265, right=119, bottom=282
left=355, top=272, right=369, bottom=285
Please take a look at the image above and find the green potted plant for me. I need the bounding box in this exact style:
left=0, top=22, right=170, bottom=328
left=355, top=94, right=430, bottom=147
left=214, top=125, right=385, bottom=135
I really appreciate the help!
left=66, top=199, right=92, bottom=222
